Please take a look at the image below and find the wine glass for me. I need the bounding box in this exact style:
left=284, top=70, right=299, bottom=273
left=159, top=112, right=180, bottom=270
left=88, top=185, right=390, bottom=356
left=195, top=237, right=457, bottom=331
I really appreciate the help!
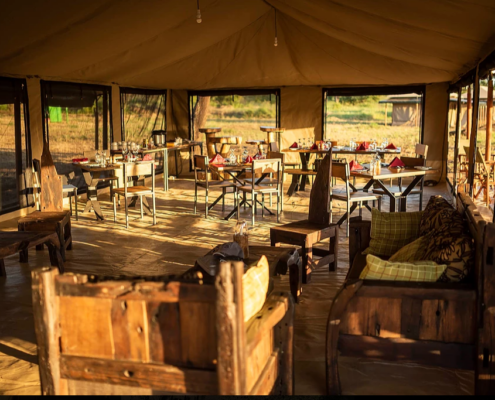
left=122, top=142, right=128, bottom=162
left=132, top=144, right=139, bottom=161
left=298, top=138, right=302, bottom=148
left=95, top=150, right=100, bottom=165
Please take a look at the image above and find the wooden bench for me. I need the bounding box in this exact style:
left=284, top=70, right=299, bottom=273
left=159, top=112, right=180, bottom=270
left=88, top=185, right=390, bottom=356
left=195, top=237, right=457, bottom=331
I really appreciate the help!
left=0, top=231, right=64, bottom=277
left=325, top=192, right=495, bottom=395
left=32, top=259, right=294, bottom=395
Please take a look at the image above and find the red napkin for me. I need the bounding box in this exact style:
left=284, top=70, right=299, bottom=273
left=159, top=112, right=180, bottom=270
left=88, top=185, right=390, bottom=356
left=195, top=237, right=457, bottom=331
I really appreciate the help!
left=310, top=143, right=318, bottom=150
left=356, top=143, right=366, bottom=151
left=143, top=154, right=153, bottom=161
left=244, top=155, right=253, bottom=164
left=389, top=157, right=405, bottom=167
left=72, top=157, right=88, bottom=163
left=349, top=160, right=364, bottom=171
left=289, top=142, right=298, bottom=149
left=209, top=154, right=225, bottom=164
left=385, top=143, right=397, bottom=150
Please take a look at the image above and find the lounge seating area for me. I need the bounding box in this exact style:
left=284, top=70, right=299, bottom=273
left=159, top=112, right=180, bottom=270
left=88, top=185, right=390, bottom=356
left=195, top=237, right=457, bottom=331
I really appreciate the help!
left=1, top=1, right=495, bottom=396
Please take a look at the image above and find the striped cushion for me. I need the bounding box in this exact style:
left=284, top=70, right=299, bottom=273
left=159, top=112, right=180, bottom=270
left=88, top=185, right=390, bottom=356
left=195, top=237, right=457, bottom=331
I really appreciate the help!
left=360, top=255, right=447, bottom=282
left=363, top=208, right=423, bottom=258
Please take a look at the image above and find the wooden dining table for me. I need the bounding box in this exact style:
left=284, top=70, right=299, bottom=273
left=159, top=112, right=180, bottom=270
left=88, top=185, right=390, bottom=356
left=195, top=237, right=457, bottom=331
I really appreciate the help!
left=351, top=167, right=426, bottom=212
left=209, top=163, right=275, bottom=220
left=78, top=164, right=121, bottom=221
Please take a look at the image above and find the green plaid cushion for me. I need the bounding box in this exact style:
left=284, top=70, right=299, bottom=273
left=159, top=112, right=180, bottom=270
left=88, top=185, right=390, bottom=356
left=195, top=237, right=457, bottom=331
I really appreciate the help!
left=360, top=255, right=447, bottom=282
left=363, top=208, right=424, bottom=258
left=389, top=235, right=430, bottom=262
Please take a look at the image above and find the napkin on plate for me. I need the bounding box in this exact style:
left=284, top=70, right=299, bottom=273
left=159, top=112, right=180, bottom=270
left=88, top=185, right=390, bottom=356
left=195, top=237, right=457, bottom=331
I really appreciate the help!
left=310, top=143, right=318, bottom=150
left=349, top=160, right=364, bottom=171
left=385, top=143, right=397, bottom=150
left=72, top=157, right=88, bottom=163
left=209, top=154, right=225, bottom=164
left=245, top=155, right=253, bottom=164
left=356, top=143, right=367, bottom=151
left=389, top=157, right=405, bottom=167
left=289, top=142, right=298, bottom=149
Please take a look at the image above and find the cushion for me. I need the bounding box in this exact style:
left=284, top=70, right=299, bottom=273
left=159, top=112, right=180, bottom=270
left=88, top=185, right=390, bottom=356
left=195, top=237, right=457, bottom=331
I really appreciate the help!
left=242, top=255, right=269, bottom=322
left=360, top=255, right=447, bottom=282
left=423, top=224, right=474, bottom=282
left=363, top=208, right=423, bottom=257
left=389, top=234, right=430, bottom=262
left=419, top=196, right=464, bottom=237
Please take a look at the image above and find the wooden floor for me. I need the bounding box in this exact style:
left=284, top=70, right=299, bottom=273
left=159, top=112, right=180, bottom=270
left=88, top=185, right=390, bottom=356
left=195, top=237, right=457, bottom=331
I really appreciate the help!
left=0, top=176, right=484, bottom=395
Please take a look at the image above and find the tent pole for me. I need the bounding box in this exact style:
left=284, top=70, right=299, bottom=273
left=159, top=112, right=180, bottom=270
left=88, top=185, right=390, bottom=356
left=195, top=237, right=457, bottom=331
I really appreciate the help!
left=486, top=73, right=493, bottom=162
left=468, top=67, right=480, bottom=197
left=467, top=85, right=472, bottom=140
left=384, top=103, right=387, bottom=126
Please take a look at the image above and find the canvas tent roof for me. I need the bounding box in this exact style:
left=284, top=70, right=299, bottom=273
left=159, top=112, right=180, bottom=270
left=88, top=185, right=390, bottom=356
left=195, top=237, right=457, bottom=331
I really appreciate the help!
left=0, top=0, right=495, bottom=90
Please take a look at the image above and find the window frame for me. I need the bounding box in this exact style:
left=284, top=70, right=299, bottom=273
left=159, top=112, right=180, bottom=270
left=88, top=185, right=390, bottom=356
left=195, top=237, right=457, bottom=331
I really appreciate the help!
left=119, top=87, right=167, bottom=142
left=322, top=85, right=426, bottom=144
left=0, top=76, right=32, bottom=216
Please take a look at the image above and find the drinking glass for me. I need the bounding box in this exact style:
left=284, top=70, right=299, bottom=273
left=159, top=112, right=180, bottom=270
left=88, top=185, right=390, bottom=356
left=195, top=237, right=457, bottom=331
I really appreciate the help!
left=95, top=150, right=100, bottom=165
left=298, top=138, right=302, bottom=148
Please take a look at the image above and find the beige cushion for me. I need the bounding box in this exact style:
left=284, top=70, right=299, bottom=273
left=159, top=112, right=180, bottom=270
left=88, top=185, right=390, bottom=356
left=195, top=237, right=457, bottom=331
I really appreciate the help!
left=360, top=255, right=447, bottom=282
left=242, top=255, right=269, bottom=323
left=363, top=208, right=423, bottom=258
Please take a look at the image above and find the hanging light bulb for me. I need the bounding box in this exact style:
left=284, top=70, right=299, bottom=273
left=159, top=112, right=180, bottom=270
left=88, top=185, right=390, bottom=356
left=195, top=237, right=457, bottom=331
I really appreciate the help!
left=274, top=9, right=278, bottom=46
left=196, top=0, right=202, bottom=23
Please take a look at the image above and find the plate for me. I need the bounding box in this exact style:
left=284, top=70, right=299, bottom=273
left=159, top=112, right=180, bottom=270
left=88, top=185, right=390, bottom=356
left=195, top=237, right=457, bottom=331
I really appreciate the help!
left=414, top=166, right=431, bottom=171
left=289, top=148, right=299, bottom=151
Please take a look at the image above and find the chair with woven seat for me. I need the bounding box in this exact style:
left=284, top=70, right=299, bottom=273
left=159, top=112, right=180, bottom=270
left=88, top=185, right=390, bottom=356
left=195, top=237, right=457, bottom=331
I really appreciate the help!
left=193, top=155, right=237, bottom=218
left=112, top=162, right=156, bottom=229
left=467, top=146, right=495, bottom=206
left=331, top=162, right=382, bottom=237
left=372, top=143, right=428, bottom=211
left=270, top=152, right=338, bottom=283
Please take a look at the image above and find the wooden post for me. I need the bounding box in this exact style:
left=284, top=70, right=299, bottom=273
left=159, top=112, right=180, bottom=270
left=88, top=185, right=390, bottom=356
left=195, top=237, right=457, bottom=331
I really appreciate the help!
left=31, top=267, right=65, bottom=395
left=467, top=85, right=472, bottom=140
left=384, top=103, right=387, bottom=127
left=215, top=261, right=242, bottom=395
left=468, top=67, right=481, bottom=197
left=486, top=75, right=493, bottom=162
left=454, top=88, right=462, bottom=193
left=415, top=102, right=419, bottom=127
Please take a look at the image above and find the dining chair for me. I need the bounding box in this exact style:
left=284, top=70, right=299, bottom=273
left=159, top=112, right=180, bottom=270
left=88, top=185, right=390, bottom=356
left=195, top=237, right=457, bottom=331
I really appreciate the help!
left=464, top=146, right=495, bottom=206
left=193, top=155, right=237, bottom=218
left=112, top=162, right=156, bottom=229
left=236, top=158, right=282, bottom=226
left=331, top=162, right=382, bottom=237
left=373, top=143, right=429, bottom=211
left=61, top=171, right=78, bottom=220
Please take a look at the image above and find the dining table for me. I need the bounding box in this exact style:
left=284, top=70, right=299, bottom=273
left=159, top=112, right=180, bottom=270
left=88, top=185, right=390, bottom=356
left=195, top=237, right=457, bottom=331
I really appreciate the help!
left=78, top=163, right=121, bottom=221
left=111, top=141, right=203, bottom=192
left=282, top=146, right=402, bottom=195
left=351, top=167, right=426, bottom=212
left=209, top=163, right=275, bottom=220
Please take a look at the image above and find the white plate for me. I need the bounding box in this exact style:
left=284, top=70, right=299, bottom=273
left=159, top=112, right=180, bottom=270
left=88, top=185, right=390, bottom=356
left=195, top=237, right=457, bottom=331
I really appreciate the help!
left=289, top=148, right=299, bottom=151
left=414, top=166, right=431, bottom=171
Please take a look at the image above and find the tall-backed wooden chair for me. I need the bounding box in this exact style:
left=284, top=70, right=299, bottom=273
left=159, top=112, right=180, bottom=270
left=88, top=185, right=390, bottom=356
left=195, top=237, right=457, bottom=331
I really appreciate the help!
left=469, top=147, right=495, bottom=206
left=18, top=142, right=72, bottom=261
left=32, top=259, right=294, bottom=395
left=270, top=152, right=338, bottom=283
left=325, top=193, right=495, bottom=395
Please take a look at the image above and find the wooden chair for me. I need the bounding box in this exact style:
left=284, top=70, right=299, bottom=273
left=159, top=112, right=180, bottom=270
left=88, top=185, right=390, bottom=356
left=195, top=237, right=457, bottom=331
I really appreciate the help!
left=331, top=162, right=382, bottom=237
left=456, top=140, right=470, bottom=193
left=61, top=172, right=78, bottom=221
left=243, top=151, right=285, bottom=211
left=32, top=260, right=294, bottom=395
left=325, top=193, right=495, bottom=395
left=236, top=159, right=282, bottom=226
left=112, top=162, right=156, bottom=229
left=372, top=143, right=428, bottom=211
left=270, top=153, right=338, bottom=283
left=18, top=142, right=72, bottom=261
left=193, top=155, right=237, bottom=218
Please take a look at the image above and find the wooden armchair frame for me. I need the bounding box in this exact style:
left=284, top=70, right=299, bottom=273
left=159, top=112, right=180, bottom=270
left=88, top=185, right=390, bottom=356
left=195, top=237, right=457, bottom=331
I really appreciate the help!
left=32, top=260, right=294, bottom=395
left=326, top=192, right=495, bottom=395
